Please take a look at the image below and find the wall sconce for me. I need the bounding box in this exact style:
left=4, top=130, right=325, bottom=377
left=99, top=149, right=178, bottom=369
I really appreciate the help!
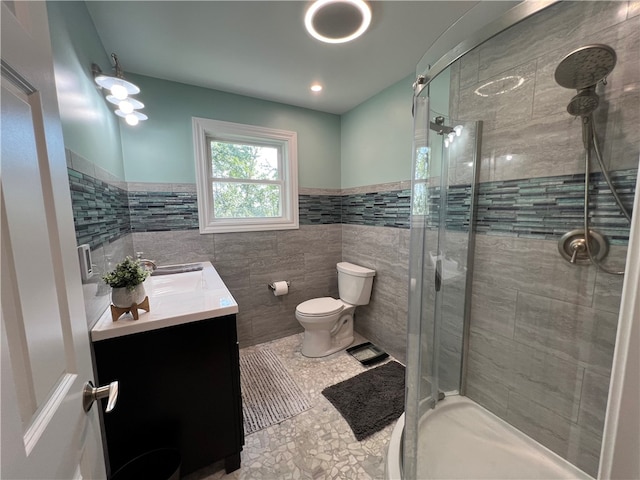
left=92, top=53, right=148, bottom=126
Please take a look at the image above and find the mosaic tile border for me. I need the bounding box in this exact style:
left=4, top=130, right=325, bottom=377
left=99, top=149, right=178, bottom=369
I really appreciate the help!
left=341, top=189, right=412, bottom=228
left=69, top=168, right=636, bottom=244
left=299, top=194, right=342, bottom=225
left=434, top=169, right=636, bottom=245
left=68, top=168, right=131, bottom=249
left=128, top=191, right=199, bottom=232
left=125, top=190, right=412, bottom=230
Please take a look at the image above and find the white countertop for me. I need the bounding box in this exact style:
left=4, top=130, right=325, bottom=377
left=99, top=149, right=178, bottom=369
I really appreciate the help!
left=91, top=261, right=238, bottom=342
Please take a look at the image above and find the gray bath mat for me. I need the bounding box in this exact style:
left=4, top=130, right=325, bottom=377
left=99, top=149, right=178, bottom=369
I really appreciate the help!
left=240, top=348, right=312, bottom=434
left=322, top=361, right=405, bottom=441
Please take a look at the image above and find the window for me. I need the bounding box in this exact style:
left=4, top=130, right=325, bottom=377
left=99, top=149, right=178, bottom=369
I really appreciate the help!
left=193, top=117, right=299, bottom=233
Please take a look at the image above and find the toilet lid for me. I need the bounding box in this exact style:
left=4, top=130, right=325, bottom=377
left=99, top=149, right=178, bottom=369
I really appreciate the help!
left=297, top=297, right=344, bottom=317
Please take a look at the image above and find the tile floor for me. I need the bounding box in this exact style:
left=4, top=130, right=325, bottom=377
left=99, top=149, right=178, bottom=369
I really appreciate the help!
left=185, top=333, right=398, bottom=480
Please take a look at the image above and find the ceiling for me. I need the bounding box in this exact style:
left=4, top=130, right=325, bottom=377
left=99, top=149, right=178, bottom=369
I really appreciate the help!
left=86, top=1, right=481, bottom=115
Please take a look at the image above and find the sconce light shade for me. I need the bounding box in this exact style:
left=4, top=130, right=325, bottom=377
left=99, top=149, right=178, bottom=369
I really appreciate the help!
left=93, top=53, right=147, bottom=125
left=95, top=75, right=140, bottom=98
left=115, top=110, right=148, bottom=126
left=106, top=95, right=144, bottom=112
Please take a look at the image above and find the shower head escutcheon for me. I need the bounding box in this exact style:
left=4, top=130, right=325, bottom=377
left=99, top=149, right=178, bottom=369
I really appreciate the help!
left=554, top=44, right=617, bottom=90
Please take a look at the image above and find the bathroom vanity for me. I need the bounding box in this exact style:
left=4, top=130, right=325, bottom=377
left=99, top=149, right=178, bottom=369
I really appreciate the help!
left=90, top=262, right=243, bottom=477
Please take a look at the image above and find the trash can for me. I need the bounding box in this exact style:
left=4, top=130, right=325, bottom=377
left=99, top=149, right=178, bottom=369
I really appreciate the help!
left=110, top=448, right=180, bottom=480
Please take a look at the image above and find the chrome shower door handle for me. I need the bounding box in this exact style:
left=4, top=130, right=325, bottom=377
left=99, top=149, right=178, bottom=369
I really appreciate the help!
left=82, top=380, right=119, bottom=413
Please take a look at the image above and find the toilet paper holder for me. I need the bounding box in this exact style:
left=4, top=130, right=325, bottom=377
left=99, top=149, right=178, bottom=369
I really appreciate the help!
left=268, top=281, right=290, bottom=291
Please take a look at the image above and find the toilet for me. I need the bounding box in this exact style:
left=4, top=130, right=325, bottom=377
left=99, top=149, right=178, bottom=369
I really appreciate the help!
left=296, top=262, right=376, bottom=358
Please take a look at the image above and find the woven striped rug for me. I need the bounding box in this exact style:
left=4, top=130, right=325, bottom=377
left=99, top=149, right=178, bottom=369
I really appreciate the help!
left=240, top=348, right=312, bottom=434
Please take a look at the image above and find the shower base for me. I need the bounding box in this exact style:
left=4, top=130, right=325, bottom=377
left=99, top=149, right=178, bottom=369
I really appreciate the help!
left=385, top=396, right=592, bottom=479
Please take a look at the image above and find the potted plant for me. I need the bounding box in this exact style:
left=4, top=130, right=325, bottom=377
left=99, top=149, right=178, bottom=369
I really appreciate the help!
left=103, top=256, right=150, bottom=308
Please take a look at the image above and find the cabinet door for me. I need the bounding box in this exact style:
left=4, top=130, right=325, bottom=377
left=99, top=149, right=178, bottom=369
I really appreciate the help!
left=93, top=315, right=243, bottom=476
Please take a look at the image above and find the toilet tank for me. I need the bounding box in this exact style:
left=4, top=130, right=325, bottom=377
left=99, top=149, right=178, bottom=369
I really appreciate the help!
left=337, top=262, right=376, bottom=305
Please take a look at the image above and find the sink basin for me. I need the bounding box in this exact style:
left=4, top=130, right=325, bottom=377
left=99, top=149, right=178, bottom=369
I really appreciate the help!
left=148, top=269, right=204, bottom=296
left=151, top=263, right=204, bottom=276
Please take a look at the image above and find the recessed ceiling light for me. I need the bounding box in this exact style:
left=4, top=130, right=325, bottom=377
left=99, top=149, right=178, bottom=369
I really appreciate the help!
left=310, top=84, right=323, bottom=92
left=305, top=0, right=372, bottom=44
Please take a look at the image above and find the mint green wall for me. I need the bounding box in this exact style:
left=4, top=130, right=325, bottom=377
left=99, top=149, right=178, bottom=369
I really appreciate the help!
left=47, top=2, right=410, bottom=190
left=120, top=74, right=341, bottom=188
left=340, top=74, right=414, bottom=188
left=425, top=67, right=451, bottom=179
left=47, top=1, right=125, bottom=179
left=429, top=67, right=451, bottom=119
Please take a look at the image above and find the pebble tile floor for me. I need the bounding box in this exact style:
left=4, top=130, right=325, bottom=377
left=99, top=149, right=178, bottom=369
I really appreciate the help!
left=184, top=332, right=397, bottom=480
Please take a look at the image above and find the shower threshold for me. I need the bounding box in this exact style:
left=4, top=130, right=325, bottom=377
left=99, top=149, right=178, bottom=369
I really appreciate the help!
left=386, top=395, right=592, bottom=479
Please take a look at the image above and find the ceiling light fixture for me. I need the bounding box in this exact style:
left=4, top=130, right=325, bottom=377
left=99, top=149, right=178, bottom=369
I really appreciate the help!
left=310, top=84, right=323, bottom=92
left=305, top=0, right=372, bottom=44
left=92, top=53, right=147, bottom=126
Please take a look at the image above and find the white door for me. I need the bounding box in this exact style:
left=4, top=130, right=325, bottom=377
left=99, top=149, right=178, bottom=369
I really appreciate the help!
left=1, top=2, right=106, bottom=479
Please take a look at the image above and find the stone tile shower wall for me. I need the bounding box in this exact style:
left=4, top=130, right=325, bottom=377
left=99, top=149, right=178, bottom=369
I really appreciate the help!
left=447, top=2, right=639, bottom=475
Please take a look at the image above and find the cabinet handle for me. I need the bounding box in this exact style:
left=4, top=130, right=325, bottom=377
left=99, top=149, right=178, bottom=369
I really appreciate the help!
left=82, top=380, right=119, bottom=413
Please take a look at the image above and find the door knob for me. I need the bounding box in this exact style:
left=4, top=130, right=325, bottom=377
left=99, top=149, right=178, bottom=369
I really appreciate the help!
left=82, top=380, right=118, bottom=413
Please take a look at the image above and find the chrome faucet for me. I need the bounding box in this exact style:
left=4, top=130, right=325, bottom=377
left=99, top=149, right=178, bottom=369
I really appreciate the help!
left=136, top=252, right=157, bottom=271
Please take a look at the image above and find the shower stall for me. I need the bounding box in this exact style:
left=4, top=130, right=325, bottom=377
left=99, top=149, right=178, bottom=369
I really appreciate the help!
left=387, top=1, right=639, bottom=479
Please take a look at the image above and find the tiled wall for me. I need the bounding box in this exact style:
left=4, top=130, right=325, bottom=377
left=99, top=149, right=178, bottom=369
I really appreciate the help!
left=66, top=150, right=134, bottom=328
left=341, top=188, right=411, bottom=228
left=68, top=172, right=411, bottom=355
left=340, top=182, right=412, bottom=363
left=128, top=189, right=198, bottom=232
left=126, top=183, right=411, bottom=357
left=298, top=194, right=342, bottom=225
left=125, top=186, right=411, bottom=231
left=68, top=169, right=129, bottom=249
left=130, top=225, right=343, bottom=347
left=445, top=2, right=640, bottom=476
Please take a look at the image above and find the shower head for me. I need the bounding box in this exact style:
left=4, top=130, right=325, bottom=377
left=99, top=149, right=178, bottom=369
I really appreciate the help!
left=554, top=44, right=617, bottom=90
left=567, top=87, right=600, bottom=116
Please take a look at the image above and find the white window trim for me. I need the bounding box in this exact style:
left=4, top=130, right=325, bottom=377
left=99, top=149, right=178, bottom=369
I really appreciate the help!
left=193, top=117, right=299, bottom=233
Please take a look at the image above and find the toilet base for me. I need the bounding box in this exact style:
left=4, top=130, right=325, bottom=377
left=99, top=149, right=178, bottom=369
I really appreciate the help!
left=301, top=332, right=354, bottom=358
left=300, top=315, right=354, bottom=358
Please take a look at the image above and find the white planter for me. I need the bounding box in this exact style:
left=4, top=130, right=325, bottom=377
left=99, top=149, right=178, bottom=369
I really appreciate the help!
left=111, top=284, right=146, bottom=308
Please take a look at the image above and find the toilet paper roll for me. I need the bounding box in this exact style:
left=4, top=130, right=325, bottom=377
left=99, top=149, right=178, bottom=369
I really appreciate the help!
left=272, top=281, right=289, bottom=296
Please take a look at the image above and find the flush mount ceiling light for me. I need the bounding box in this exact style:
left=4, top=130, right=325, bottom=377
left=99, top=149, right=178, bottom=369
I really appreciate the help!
left=92, top=53, right=147, bottom=126
left=305, top=0, right=372, bottom=44
left=310, top=83, right=323, bottom=92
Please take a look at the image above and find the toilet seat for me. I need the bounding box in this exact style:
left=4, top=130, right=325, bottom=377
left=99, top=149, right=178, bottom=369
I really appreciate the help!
left=296, top=297, right=344, bottom=317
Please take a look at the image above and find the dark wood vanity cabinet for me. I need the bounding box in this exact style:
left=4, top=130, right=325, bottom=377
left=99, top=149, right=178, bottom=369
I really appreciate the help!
left=92, top=314, right=244, bottom=478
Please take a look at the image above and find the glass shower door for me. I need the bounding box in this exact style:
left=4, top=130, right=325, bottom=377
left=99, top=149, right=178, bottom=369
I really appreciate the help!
left=404, top=82, right=481, bottom=478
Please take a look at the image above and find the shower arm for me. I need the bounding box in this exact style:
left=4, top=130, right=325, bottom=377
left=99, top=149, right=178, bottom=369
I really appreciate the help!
left=429, top=121, right=454, bottom=136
